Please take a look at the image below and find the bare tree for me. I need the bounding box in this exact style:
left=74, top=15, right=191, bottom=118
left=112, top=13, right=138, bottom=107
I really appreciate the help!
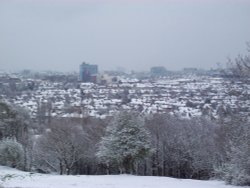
left=226, top=42, right=250, bottom=80
left=146, top=114, right=219, bottom=179
left=34, top=119, right=88, bottom=175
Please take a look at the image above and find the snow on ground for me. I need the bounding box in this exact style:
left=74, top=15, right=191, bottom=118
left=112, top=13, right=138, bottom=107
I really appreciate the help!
left=0, top=166, right=246, bottom=188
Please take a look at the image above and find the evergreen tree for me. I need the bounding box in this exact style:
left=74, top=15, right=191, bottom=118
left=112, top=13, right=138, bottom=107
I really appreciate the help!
left=96, top=111, right=151, bottom=174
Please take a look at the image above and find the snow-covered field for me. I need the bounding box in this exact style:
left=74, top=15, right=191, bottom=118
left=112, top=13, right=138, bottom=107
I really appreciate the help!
left=0, top=166, right=245, bottom=188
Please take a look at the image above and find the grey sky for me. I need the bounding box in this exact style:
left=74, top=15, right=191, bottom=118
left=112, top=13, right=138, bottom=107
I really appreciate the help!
left=0, top=0, right=250, bottom=72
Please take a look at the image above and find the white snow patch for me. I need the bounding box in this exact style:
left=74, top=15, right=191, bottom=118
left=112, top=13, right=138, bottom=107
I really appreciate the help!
left=0, top=166, right=240, bottom=188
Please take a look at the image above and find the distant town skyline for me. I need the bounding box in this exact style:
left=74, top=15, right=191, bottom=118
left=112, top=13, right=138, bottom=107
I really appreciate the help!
left=0, top=0, right=250, bottom=72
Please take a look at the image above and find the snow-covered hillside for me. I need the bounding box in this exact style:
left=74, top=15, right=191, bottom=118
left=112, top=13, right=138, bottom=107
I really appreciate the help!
left=0, top=166, right=244, bottom=188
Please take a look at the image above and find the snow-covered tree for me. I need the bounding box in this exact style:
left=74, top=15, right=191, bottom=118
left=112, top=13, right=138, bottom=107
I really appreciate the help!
left=0, top=101, right=30, bottom=142
left=96, top=111, right=152, bottom=174
left=34, top=120, right=88, bottom=175
left=215, top=121, right=250, bottom=186
left=0, top=138, right=24, bottom=169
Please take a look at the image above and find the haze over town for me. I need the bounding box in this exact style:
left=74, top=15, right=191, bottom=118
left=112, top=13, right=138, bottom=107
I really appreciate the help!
left=1, top=0, right=250, bottom=72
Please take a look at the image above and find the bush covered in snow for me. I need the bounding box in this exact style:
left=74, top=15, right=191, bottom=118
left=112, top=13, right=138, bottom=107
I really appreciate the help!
left=0, top=139, right=24, bottom=169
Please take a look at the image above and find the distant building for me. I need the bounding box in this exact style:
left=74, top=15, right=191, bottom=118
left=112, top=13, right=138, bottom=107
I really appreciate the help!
left=150, top=66, right=167, bottom=76
left=96, top=74, right=118, bottom=85
left=79, top=62, right=98, bottom=83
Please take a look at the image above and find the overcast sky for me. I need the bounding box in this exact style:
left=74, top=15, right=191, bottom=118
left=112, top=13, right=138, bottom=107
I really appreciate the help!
left=0, top=0, right=250, bottom=72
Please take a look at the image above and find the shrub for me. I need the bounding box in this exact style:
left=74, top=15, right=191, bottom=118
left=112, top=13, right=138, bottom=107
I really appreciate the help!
left=0, top=139, right=24, bottom=169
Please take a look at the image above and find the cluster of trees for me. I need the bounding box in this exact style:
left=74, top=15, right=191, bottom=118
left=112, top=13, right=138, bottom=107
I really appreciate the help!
left=0, top=102, right=30, bottom=170
left=0, top=100, right=249, bottom=186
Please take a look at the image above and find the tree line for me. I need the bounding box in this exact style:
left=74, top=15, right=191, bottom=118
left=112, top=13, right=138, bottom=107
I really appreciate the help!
left=0, top=100, right=249, bottom=186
